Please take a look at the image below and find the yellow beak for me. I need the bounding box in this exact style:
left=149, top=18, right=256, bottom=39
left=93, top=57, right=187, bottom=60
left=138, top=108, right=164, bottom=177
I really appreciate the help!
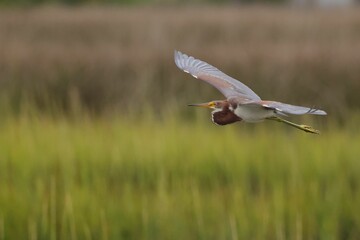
left=188, top=102, right=213, bottom=109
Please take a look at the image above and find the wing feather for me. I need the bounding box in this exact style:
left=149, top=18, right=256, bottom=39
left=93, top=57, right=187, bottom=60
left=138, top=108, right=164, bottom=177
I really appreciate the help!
left=258, top=101, right=327, bottom=115
left=174, top=50, right=261, bottom=100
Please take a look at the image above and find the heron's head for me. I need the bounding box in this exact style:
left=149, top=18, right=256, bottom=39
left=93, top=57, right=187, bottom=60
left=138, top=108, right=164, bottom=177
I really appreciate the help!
left=188, top=100, right=227, bottom=110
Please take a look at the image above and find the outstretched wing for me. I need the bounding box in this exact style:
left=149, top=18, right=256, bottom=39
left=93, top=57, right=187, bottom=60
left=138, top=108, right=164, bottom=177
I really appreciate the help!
left=174, top=50, right=261, bottom=100
left=256, top=101, right=327, bottom=115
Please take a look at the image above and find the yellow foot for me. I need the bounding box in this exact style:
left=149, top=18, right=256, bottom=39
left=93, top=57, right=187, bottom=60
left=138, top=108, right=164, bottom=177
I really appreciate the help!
left=300, top=125, right=320, bottom=134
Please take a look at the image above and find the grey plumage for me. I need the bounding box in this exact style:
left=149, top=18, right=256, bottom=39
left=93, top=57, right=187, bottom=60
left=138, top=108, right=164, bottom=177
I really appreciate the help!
left=175, top=50, right=326, bottom=134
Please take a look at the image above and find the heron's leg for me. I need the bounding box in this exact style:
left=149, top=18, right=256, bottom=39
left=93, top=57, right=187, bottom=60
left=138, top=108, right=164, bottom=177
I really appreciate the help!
left=267, top=117, right=320, bottom=134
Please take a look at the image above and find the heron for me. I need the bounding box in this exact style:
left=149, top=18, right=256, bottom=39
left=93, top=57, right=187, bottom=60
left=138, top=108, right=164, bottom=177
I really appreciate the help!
left=174, top=50, right=327, bottom=134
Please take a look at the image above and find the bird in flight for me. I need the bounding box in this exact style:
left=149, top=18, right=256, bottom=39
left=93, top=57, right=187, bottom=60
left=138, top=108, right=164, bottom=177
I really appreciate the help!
left=174, top=50, right=326, bottom=134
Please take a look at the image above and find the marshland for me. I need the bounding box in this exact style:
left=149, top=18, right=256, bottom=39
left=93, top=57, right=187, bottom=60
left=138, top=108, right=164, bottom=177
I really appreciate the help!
left=0, top=6, right=359, bottom=239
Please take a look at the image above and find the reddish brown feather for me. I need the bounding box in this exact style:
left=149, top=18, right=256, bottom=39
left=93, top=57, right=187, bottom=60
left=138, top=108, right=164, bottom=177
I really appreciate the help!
left=212, top=109, right=242, bottom=125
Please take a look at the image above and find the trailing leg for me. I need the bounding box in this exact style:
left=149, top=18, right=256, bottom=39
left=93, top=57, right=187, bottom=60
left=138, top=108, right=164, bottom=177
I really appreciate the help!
left=267, top=117, right=320, bottom=134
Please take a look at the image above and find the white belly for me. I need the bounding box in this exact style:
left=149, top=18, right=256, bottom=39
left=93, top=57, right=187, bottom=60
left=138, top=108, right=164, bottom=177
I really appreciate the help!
left=234, top=104, right=276, bottom=122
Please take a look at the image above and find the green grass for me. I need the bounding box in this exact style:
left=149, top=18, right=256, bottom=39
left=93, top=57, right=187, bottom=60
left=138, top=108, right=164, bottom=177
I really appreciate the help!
left=0, top=112, right=359, bottom=239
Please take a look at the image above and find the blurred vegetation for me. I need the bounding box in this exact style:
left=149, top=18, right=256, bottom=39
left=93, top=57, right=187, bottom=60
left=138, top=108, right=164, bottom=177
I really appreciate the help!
left=0, top=6, right=359, bottom=240
left=0, top=110, right=359, bottom=239
left=0, top=7, right=359, bottom=120
left=0, top=0, right=286, bottom=6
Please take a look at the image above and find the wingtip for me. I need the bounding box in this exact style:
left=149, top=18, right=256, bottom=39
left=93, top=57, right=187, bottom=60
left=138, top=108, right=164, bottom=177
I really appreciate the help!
left=307, top=107, right=327, bottom=116
left=174, top=50, right=182, bottom=68
left=174, top=50, right=189, bottom=59
left=174, top=50, right=182, bottom=61
left=174, top=50, right=183, bottom=58
left=174, top=50, right=190, bottom=69
left=314, top=109, right=327, bottom=115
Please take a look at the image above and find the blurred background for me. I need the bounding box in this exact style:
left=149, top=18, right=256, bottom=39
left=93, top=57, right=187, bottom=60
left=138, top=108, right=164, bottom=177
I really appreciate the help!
left=0, top=0, right=360, bottom=239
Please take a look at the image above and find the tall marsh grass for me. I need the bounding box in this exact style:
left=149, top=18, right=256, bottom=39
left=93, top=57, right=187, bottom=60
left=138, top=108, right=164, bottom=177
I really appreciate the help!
left=0, top=111, right=359, bottom=239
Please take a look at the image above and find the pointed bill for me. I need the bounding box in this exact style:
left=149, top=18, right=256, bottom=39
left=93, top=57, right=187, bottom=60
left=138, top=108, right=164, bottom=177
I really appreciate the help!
left=188, top=103, right=212, bottom=108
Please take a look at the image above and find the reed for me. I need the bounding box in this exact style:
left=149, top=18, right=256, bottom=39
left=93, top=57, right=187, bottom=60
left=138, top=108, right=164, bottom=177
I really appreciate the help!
left=0, top=111, right=359, bottom=239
